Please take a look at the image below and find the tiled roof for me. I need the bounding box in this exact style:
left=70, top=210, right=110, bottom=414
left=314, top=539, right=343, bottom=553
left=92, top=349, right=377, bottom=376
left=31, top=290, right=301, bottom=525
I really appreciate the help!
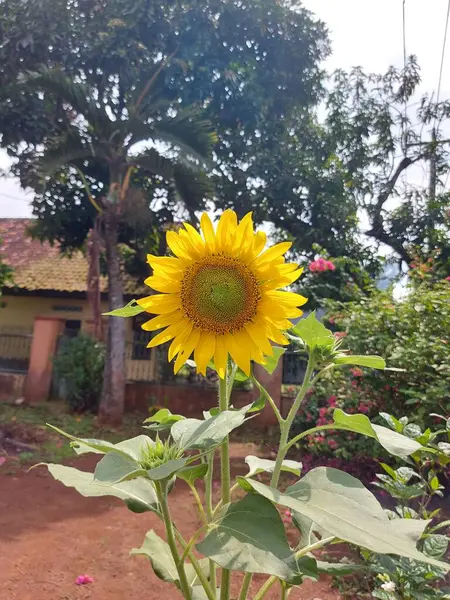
left=0, top=218, right=145, bottom=295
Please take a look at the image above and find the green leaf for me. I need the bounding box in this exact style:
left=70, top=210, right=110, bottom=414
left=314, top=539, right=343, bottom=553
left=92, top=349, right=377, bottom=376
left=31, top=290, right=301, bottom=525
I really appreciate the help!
left=332, top=409, right=423, bottom=458
left=41, top=463, right=158, bottom=513
left=430, top=476, right=441, bottom=491
left=292, top=312, right=335, bottom=349
left=248, top=378, right=268, bottom=413
left=132, top=530, right=210, bottom=586
left=147, top=458, right=188, bottom=481
left=239, top=467, right=449, bottom=570
left=379, top=413, right=403, bottom=433
left=143, top=409, right=185, bottom=432
left=423, top=535, right=449, bottom=560
left=171, top=405, right=250, bottom=451
left=403, top=424, right=422, bottom=439
left=94, top=452, right=146, bottom=485
left=103, top=299, right=144, bottom=317
left=245, top=455, right=302, bottom=478
left=197, top=494, right=317, bottom=584
left=260, top=347, right=286, bottom=374
left=334, top=354, right=386, bottom=370
left=177, top=463, right=208, bottom=485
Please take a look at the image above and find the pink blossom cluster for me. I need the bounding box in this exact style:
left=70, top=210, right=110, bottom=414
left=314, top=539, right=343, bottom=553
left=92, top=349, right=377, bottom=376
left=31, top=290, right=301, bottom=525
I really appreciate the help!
left=308, top=257, right=336, bottom=273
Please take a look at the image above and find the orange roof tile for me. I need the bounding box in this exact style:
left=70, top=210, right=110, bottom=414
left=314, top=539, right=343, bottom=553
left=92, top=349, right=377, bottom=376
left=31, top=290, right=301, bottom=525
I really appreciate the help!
left=0, top=218, right=144, bottom=295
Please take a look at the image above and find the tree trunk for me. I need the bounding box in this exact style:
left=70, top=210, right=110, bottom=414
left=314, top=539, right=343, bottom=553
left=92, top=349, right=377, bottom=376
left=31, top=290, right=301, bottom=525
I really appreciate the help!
left=99, top=212, right=126, bottom=425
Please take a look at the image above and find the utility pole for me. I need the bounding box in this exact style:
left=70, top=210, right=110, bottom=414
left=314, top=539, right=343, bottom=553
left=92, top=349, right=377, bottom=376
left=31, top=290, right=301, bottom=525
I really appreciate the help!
left=427, top=127, right=437, bottom=251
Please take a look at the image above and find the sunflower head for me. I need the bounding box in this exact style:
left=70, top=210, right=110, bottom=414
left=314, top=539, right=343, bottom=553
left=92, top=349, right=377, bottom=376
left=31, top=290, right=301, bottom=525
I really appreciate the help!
left=138, top=210, right=307, bottom=378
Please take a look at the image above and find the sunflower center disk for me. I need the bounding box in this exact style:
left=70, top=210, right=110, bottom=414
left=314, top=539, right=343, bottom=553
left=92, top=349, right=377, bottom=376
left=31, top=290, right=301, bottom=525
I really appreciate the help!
left=181, top=256, right=260, bottom=335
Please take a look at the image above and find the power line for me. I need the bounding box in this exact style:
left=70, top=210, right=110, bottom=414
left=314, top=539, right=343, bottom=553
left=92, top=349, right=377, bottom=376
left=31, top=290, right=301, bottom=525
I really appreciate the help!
left=436, top=0, right=450, bottom=105
left=0, top=192, right=32, bottom=202
left=402, top=0, right=407, bottom=73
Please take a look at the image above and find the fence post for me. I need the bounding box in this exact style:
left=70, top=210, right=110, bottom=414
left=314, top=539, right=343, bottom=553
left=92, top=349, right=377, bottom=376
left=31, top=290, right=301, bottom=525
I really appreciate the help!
left=24, top=317, right=64, bottom=403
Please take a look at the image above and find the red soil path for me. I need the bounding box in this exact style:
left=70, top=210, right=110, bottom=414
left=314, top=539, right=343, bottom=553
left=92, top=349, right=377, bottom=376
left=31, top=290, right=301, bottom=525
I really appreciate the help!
left=0, top=444, right=340, bottom=600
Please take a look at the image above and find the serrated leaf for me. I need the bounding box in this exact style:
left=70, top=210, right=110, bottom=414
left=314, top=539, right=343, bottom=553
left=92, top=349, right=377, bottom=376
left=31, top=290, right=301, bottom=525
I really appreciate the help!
left=292, top=312, right=335, bottom=349
left=334, top=354, right=386, bottom=370
left=171, top=405, right=250, bottom=451
left=103, top=299, right=144, bottom=317
left=41, top=463, right=158, bottom=513
left=143, top=409, right=185, bottom=432
left=147, top=458, right=188, bottom=481
left=332, top=409, right=423, bottom=458
left=178, top=463, right=208, bottom=485
left=94, top=452, right=146, bottom=484
left=239, top=467, right=449, bottom=570
left=245, top=455, right=302, bottom=478
left=260, top=347, right=286, bottom=374
left=197, top=494, right=317, bottom=584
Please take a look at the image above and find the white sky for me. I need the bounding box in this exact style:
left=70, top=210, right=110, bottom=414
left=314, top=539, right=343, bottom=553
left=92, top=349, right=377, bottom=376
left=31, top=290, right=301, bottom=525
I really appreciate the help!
left=0, top=0, right=449, bottom=217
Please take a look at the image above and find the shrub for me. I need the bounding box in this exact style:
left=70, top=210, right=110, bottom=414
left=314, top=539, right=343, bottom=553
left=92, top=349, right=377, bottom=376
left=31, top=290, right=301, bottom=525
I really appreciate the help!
left=53, top=334, right=105, bottom=413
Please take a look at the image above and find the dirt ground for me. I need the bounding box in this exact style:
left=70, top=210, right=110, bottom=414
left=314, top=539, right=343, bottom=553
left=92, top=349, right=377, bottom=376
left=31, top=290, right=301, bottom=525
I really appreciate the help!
left=0, top=443, right=341, bottom=600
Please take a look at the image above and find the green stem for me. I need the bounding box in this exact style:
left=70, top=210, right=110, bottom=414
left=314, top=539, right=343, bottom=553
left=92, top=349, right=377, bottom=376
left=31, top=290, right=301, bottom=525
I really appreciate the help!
left=295, top=536, right=335, bottom=559
left=252, top=576, right=277, bottom=600
left=284, top=424, right=337, bottom=453
left=219, top=369, right=231, bottom=600
left=179, top=526, right=208, bottom=565
left=270, top=355, right=316, bottom=488
left=238, top=573, right=252, bottom=600
left=174, top=529, right=217, bottom=600
left=189, top=484, right=208, bottom=525
left=205, top=452, right=217, bottom=591
left=280, top=582, right=288, bottom=600
left=156, top=483, right=193, bottom=600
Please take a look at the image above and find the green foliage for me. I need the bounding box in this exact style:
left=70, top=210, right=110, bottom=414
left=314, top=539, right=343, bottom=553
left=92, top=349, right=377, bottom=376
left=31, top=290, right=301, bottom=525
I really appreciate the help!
left=52, top=334, right=105, bottom=413
left=336, top=414, right=450, bottom=600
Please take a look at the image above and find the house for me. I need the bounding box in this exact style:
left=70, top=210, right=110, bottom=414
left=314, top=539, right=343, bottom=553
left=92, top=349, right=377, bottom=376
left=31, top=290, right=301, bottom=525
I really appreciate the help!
left=0, top=218, right=157, bottom=402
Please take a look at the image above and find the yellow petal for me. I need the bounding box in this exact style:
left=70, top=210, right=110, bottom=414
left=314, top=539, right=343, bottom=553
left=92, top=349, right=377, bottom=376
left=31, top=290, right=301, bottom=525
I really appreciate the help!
left=225, top=329, right=252, bottom=376
left=147, top=320, right=185, bottom=348
left=252, top=230, right=267, bottom=256
left=168, top=321, right=194, bottom=361
left=194, top=331, right=216, bottom=375
left=146, top=255, right=184, bottom=272
left=166, top=230, right=191, bottom=259
left=232, top=212, right=253, bottom=253
left=137, top=294, right=181, bottom=314
left=179, top=229, right=205, bottom=259
left=253, top=241, right=292, bottom=267
left=214, top=335, right=228, bottom=379
left=142, top=310, right=184, bottom=331
left=216, top=209, right=238, bottom=252
left=144, top=276, right=181, bottom=293
left=183, top=222, right=207, bottom=251
left=174, top=329, right=201, bottom=373
left=245, top=321, right=274, bottom=356
left=201, top=213, right=216, bottom=252
left=266, top=290, right=308, bottom=307
left=265, top=321, right=289, bottom=346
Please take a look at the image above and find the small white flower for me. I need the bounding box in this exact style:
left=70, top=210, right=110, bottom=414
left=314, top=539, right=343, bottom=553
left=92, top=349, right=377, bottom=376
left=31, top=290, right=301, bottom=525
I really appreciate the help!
left=381, top=581, right=397, bottom=592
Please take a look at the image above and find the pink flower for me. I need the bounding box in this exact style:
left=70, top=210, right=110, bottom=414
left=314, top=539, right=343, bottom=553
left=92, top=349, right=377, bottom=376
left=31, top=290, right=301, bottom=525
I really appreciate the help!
left=350, top=367, right=363, bottom=378
left=327, top=395, right=337, bottom=406
left=0, top=457, right=6, bottom=467
left=335, top=331, right=347, bottom=339
left=309, top=257, right=336, bottom=273
left=319, top=407, right=327, bottom=418
left=76, top=575, right=94, bottom=585
left=446, top=276, right=450, bottom=281
left=328, top=439, right=338, bottom=450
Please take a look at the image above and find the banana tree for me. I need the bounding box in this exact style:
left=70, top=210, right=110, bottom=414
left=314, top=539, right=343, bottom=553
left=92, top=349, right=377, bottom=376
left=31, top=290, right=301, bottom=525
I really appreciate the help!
left=27, top=65, right=216, bottom=424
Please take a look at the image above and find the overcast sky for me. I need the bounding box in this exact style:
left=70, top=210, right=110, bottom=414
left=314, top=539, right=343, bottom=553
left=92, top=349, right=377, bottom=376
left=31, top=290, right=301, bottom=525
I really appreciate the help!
left=0, top=0, right=449, bottom=218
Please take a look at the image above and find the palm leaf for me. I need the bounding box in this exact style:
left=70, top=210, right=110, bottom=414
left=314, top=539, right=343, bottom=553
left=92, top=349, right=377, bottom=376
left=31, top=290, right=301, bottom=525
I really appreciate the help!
left=130, top=148, right=176, bottom=181
left=24, top=68, right=113, bottom=138
left=172, top=163, right=214, bottom=211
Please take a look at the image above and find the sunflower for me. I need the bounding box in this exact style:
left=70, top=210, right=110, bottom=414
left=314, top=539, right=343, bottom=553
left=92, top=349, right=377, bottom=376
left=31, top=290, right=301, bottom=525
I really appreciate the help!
left=137, top=210, right=307, bottom=378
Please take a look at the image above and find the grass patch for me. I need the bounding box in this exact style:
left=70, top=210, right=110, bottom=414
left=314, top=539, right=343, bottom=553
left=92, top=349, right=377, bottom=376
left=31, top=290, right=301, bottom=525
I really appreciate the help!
left=0, top=401, right=146, bottom=469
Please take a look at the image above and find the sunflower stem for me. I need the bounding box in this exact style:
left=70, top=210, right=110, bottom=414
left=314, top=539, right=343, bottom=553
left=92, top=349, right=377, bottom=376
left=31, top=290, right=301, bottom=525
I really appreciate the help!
left=219, top=366, right=232, bottom=600
left=270, top=354, right=316, bottom=489
left=156, top=482, right=193, bottom=600
left=252, top=576, right=277, bottom=600
left=238, top=573, right=252, bottom=600
left=205, top=451, right=217, bottom=591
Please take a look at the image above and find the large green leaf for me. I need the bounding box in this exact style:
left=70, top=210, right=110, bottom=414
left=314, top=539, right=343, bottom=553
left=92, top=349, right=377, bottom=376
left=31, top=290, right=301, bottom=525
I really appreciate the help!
left=197, top=494, right=317, bottom=584
left=334, top=354, right=386, bottom=370
left=103, top=299, right=144, bottom=318
left=292, top=312, right=335, bottom=349
left=178, top=463, right=209, bottom=485
left=144, top=409, right=185, bottom=432
left=132, top=530, right=209, bottom=586
left=316, top=561, right=365, bottom=575
left=42, top=463, right=158, bottom=513
left=245, top=455, right=302, bottom=478
left=94, top=452, right=147, bottom=485
left=171, top=406, right=250, bottom=451
left=240, top=468, right=449, bottom=570
left=332, top=409, right=423, bottom=458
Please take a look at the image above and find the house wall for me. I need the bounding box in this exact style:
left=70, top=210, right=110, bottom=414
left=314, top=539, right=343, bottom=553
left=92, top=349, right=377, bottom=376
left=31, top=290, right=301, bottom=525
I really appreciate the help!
left=0, top=294, right=156, bottom=385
